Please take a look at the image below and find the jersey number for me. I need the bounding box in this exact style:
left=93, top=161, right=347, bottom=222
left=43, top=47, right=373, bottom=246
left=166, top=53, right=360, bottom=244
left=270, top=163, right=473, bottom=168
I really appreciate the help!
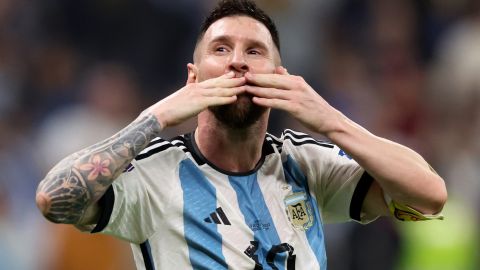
left=244, top=241, right=296, bottom=270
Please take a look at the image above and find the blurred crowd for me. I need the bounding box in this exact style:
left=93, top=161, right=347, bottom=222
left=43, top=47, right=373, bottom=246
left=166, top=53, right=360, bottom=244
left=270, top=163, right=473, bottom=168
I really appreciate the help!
left=0, top=0, right=479, bottom=269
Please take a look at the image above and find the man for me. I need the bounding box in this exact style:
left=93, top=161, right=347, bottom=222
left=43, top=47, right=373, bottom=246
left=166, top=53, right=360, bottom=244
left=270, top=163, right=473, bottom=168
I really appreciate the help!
left=36, top=0, right=447, bottom=269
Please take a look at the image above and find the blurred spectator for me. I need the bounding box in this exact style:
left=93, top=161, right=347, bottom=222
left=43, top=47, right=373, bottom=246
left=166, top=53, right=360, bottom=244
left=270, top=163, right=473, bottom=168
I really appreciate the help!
left=417, top=2, right=480, bottom=269
left=21, top=41, right=80, bottom=125
left=0, top=108, right=51, bottom=270
left=35, top=62, right=142, bottom=270
left=0, top=188, right=19, bottom=270
left=39, top=0, right=204, bottom=97
left=429, top=0, right=480, bottom=213
left=257, top=0, right=336, bottom=77
left=36, top=63, right=142, bottom=169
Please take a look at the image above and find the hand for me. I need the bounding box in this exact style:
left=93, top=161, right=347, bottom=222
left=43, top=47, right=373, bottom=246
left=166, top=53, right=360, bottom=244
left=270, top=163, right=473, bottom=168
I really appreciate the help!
left=245, top=67, right=343, bottom=135
left=145, top=67, right=246, bottom=129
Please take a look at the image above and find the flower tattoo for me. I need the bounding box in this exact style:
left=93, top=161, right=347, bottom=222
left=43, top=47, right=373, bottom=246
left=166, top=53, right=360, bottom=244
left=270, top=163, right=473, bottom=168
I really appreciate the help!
left=78, top=154, right=112, bottom=181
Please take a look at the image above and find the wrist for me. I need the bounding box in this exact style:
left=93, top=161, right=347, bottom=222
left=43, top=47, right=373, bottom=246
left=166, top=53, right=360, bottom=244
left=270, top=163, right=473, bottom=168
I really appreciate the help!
left=323, top=112, right=373, bottom=149
left=139, top=108, right=165, bottom=132
left=136, top=111, right=164, bottom=136
left=322, top=110, right=349, bottom=139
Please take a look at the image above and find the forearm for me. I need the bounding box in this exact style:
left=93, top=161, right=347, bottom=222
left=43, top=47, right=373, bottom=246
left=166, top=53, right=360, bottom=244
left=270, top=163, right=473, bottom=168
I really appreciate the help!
left=326, top=114, right=447, bottom=214
left=243, top=70, right=447, bottom=214
left=36, top=113, right=162, bottom=224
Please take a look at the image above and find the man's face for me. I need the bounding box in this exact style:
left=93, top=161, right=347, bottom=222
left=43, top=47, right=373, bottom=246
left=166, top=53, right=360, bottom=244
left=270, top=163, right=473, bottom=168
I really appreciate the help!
left=193, top=15, right=280, bottom=129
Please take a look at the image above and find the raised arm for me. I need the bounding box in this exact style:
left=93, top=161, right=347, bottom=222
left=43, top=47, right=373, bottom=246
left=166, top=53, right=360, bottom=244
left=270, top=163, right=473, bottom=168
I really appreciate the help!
left=36, top=69, right=247, bottom=225
left=35, top=114, right=161, bottom=225
left=324, top=117, right=446, bottom=216
left=245, top=67, right=447, bottom=217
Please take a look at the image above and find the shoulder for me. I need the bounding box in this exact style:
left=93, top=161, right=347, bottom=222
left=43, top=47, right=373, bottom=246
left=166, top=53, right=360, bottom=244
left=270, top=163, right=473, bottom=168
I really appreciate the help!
left=271, top=129, right=335, bottom=151
left=135, top=134, right=190, bottom=161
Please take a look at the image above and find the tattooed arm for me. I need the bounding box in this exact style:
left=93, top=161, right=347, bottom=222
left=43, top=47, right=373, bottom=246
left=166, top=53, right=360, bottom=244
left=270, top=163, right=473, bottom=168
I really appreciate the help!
left=35, top=114, right=161, bottom=225
left=35, top=70, right=246, bottom=225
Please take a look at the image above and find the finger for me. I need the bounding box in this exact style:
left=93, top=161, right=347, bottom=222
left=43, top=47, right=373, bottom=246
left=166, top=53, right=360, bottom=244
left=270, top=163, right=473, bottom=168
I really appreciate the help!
left=251, top=96, right=291, bottom=110
left=245, top=72, right=295, bottom=89
left=203, top=86, right=246, bottom=97
left=200, top=71, right=233, bottom=86
left=206, top=95, right=238, bottom=106
left=222, top=71, right=235, bottom=78
left=245, top=85, right=290, bottom=100
left=201, top=74, right=246, bottom=88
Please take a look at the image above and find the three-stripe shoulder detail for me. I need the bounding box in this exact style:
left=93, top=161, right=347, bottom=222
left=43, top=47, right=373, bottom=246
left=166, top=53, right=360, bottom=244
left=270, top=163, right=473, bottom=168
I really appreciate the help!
left=283, top=129, right=334, bottom=148
left=265, top=133, right=283, bottom=153
left=135, top=135, right=188, bottom=161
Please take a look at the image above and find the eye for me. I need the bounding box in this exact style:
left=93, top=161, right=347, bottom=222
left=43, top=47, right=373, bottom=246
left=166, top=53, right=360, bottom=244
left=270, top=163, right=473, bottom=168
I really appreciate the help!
left=248, top=49, right=261, bottom=55
left=215, top=46, right=228, bottom=53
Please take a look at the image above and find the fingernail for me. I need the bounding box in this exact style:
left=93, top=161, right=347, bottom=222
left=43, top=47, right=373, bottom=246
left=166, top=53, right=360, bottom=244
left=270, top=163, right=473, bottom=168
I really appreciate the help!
left=226, top=71, right=234, bottom=77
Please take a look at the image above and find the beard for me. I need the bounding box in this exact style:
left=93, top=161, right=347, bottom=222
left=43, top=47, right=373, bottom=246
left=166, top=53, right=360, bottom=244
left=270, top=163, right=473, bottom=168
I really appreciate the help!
left=209, top=93, right=267, bottom=129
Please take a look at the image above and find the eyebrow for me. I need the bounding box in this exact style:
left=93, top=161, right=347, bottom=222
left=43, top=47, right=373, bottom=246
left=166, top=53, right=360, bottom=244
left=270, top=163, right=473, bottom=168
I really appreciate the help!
left=208, top=35, right=269, bottom=51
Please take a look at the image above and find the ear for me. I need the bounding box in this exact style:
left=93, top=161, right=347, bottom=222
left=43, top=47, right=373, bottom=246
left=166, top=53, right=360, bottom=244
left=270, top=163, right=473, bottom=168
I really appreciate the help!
left=186, top=63, right=197, bottom=84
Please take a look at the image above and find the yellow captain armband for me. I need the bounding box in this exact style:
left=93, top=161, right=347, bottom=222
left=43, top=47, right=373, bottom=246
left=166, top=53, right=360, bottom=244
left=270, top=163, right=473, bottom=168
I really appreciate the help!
left=383, top=193, right=444, bottom=221
left=388, top=200, right=444, bottom=221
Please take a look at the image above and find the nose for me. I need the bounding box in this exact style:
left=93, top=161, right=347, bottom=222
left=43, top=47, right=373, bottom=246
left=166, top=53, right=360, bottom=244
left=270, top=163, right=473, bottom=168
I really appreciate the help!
left=228, top=49, right=248, bottom=75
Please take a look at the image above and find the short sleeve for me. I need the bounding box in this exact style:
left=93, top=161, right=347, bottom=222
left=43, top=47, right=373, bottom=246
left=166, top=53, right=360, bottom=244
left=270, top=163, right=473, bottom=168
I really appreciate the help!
left=89, top=163, right=157, bottom=244
left=280, top=130, right=377, bottom=224
left=319, top=146, right=376, bottom=224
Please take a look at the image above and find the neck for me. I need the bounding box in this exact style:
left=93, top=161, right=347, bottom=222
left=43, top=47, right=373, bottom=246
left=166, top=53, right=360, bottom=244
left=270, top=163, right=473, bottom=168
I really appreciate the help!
left=195, top=112, right=269, bottom=173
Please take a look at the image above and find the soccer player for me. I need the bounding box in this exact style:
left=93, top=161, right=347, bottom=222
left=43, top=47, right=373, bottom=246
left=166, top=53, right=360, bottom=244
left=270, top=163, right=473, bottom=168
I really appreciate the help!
left=35, top=0, right=447, bottom=269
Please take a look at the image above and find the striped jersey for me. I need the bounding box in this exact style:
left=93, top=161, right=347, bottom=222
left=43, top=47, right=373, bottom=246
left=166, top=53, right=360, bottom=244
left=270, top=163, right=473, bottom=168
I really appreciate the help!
left=89, top=129, right=375, bottom=270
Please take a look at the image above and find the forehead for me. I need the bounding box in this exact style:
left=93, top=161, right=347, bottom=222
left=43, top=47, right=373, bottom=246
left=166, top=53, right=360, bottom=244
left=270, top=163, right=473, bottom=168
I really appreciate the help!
left=203, top=15, right=274, bottom=48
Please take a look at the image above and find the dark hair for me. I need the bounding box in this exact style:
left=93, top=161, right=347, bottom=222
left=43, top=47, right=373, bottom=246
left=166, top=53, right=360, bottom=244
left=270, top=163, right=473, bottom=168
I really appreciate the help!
left=197, top=0, right=280, bottom=52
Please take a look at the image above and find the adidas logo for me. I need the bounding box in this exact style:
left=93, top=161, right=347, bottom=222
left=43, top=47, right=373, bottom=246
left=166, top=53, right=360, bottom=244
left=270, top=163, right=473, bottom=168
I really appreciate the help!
left=123, top=163, right=135, bottom=173
left=204, top=207, right=231, bottom=225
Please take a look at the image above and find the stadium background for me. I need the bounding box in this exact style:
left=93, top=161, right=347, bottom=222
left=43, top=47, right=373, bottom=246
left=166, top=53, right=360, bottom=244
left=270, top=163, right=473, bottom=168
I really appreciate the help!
left=0, top=0, right=479, bottom=269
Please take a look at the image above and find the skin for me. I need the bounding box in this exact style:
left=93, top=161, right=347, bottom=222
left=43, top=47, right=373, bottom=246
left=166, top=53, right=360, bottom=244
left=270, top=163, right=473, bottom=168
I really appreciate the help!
left=36, top=15, right=447, bottom=226
left=192, top=16, right=278, bottom=172
left=35, top=114, right=161, bottom=224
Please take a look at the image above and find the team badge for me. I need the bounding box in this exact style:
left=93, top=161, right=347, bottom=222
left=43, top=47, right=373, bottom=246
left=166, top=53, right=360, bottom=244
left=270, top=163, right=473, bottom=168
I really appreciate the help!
left=284, top=192, right=314, bottom=231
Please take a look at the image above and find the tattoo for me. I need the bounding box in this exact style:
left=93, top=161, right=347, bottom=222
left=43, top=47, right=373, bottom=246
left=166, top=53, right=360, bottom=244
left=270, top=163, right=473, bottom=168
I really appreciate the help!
left=36, top=114, right=161, bottom=224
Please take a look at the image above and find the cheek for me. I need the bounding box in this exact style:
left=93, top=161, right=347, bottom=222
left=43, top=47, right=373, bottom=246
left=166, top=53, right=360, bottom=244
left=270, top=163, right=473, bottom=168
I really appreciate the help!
left=196, top=55, right=277, bottom=81
left=248, top=60, right=276, bottom=74
left=197, top=57, right=228, bottom=82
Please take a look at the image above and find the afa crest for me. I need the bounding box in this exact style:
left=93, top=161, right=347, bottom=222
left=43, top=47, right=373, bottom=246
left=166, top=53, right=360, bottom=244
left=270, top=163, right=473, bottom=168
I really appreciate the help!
left=284, top=192, right=314, bottom=231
